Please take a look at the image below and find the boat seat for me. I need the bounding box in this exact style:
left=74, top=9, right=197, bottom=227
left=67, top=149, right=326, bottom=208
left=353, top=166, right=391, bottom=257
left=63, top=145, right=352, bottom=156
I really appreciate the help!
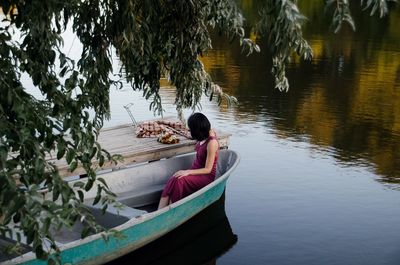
left=101, top=203, right=146, bottom=219
left=116, top=184, right=164, bottom=208
left=85, top=201, right=147, bottom=219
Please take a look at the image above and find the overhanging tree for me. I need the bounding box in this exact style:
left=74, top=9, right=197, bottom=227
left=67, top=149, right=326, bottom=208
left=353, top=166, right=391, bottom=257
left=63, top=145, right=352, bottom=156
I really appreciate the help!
left=0, top=0, right=395, bottom=262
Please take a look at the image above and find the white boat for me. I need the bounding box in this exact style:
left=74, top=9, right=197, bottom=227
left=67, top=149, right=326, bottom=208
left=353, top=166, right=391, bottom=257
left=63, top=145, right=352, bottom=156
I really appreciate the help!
left=1, top=149, right=240, bottom=265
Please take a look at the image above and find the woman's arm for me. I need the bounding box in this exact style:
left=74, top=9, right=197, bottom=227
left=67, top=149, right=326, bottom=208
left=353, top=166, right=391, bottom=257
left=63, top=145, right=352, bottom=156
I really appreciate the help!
left=173, top=139, right=218, bottom=178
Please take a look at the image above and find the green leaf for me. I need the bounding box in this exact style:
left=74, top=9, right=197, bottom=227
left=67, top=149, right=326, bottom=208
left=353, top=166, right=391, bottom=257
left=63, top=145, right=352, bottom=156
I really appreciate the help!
left=81, top=226, right=91, bottom=238
left=43, top=218, right=51, bottom=233
left=77, top=190, right=84, bottom=202
left=35, top=245, right=47, bottom=260
left=90, top=147, right=97, bottom=159
left=61, top=186, right=70, bottom=203
left=101, top=204, right=108, bottom=215
left=73, top=181, right=85, bottom=188
left=26, top=229, right=34, bottom=245
left=59, top=66, right=68, bottom=78
left=97, top=177, right=109, bottom=189
left=56, top=143, right=66, bottom=160
left=69, top=161, right=78, bottom=172
left=53, top=188, right=60, bottom=201
left=13, top=212, right=21, bottom=223
left=93, top=194, right=101, bottom=205
left=99, top=155, right=105, bottom=167
left=66, top=149, right=75, bottom=164
left=85, top=179, right=94, bottom=191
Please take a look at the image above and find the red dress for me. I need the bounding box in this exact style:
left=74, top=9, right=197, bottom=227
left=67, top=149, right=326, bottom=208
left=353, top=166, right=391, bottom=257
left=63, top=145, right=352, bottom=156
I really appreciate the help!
left=161, top=136, right=219, bottom=203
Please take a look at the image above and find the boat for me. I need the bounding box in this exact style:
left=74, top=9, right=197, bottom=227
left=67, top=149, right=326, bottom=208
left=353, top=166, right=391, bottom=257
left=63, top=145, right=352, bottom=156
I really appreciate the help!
left=1, top=149, right=240, bottom=265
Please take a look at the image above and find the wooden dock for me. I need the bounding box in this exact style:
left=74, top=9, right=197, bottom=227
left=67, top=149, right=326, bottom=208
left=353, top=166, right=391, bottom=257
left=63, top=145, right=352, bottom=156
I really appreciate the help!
left=47, top=121, right=231, bottom=178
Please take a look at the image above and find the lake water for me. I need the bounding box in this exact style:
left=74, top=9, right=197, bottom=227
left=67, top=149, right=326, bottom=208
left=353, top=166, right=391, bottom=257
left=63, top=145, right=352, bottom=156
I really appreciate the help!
left=103, top=2, right=400, bottom=265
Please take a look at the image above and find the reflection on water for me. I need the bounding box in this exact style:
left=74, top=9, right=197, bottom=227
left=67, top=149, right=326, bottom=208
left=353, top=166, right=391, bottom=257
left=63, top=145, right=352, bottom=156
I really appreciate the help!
left=199, top=1, right=400, bottom=185
left=106, top=194, right=237, bottom=265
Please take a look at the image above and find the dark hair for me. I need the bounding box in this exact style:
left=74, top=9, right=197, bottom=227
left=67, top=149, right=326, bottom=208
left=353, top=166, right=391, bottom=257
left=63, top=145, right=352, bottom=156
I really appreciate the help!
left=187, top=113, right=211, bottom=141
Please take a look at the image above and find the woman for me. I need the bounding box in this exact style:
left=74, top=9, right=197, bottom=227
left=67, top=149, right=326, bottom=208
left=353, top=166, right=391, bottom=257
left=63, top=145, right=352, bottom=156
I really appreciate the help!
left=158, top=113, right=219, bottom=209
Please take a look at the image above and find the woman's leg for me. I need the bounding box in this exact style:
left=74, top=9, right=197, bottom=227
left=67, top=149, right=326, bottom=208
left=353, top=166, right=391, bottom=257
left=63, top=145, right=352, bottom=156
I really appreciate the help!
left=158, top=196, right=170, bottom=209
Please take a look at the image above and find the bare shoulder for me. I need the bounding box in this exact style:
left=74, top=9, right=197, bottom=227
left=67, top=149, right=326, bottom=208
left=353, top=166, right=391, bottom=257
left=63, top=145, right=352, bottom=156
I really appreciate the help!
left=207, top=138, right=219, bottom=150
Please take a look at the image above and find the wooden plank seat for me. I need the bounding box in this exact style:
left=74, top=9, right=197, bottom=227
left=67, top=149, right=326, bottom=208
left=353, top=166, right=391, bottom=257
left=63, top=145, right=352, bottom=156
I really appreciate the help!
left=117, top=184, right=164, bottom=208
left=86, top=202, right=147, bottom=219
left=81, top=202, right=144, bottom=230
left=83, top=183, right=164, bottom=223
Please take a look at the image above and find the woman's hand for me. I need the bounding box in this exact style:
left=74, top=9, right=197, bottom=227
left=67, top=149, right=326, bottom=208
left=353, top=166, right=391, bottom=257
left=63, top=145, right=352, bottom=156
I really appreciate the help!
left=173, top=170, right=191, bottom=178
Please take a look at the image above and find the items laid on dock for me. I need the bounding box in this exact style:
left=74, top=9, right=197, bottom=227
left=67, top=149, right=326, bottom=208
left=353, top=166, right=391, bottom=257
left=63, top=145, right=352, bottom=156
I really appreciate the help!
left=157, top=131, right=180, bottom=144
left=135, top=120, right=191, bottom=143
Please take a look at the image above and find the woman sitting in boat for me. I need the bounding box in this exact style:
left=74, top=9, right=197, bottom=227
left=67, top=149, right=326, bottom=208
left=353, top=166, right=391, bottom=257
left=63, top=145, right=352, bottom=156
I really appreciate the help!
left=158, top=113, right=219, bottom=209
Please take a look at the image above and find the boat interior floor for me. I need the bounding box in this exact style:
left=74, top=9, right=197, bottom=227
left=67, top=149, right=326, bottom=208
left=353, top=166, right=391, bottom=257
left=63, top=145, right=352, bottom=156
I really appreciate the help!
left=52, top=185, right=164, bottom=244
left=0, top=185, right=164, bottom=249
left=0, top=238, right=32, bottom=262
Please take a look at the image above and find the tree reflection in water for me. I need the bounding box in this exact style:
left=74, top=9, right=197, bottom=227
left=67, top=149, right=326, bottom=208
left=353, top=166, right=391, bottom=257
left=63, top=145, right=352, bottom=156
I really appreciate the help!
left=199, top=1, right=400, bottom=186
